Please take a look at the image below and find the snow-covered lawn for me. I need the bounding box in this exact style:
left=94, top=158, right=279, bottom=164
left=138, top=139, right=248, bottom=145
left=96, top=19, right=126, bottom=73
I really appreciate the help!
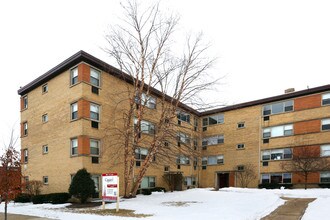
left=1, top=187, right=330, bottom=220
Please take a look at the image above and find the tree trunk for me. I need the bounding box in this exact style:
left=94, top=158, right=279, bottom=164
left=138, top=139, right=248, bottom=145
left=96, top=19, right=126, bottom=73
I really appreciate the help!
left=304, top=173, right=308, bottom=190
left=4, top=196, right=8, bottom=220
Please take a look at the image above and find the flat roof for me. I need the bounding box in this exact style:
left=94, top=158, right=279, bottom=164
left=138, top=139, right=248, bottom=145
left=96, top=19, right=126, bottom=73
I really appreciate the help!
left=18, top=50, right=330, bottom=117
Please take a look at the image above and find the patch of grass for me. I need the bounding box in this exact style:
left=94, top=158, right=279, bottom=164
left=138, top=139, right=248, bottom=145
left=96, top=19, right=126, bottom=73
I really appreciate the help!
left=77, top=208, right=153, bottom=218
left=162, top=201, right=199, bottom=207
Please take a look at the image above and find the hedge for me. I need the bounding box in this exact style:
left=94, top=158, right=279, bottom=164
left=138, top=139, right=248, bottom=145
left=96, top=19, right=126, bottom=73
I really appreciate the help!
left=14, top=193, right=32, bottom=203
left=32, top=193, right=70, bottom=204
left=258, top=183, right=293, bottom=189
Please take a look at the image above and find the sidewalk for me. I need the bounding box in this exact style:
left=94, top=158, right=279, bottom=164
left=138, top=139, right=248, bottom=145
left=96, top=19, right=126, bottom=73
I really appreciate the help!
left=261, top=197, right=316, bottom=220
left=1, top=213, right=53, bottom=220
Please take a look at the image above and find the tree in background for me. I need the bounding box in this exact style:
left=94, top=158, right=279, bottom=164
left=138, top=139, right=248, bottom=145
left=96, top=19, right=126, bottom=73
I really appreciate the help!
left=68, top=168, right=95, bottom=203
left=104, top=0, right=217, bottom=198
left=281, top=146, right=330, bottom=189
left=0, top=131, right=21, bottom=220
left=235, top=163, right=257, bottom=188
left=23, top=180, right=43, bottom=196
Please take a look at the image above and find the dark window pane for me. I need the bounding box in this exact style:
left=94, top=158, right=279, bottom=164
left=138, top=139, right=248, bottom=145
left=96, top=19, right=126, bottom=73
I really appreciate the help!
left=322, top=124, right=330, bottom=130
left=92, top=86, right=99, bottom=94
left=209, top=116, right=218, bottom=125
left=91, top=121, right=99, bottom=129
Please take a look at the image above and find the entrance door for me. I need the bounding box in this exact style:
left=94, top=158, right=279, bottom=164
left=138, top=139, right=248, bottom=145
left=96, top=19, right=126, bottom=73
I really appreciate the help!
left=217, top=173, right=229, bottom=188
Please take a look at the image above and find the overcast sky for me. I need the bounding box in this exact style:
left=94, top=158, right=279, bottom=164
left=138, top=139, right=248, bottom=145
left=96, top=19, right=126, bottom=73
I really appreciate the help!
left=1, top=0, right=330, bottom=148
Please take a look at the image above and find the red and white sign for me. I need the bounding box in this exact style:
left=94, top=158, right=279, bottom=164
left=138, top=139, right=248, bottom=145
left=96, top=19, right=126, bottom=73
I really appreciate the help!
left=102, top=173, right=118, bottom=201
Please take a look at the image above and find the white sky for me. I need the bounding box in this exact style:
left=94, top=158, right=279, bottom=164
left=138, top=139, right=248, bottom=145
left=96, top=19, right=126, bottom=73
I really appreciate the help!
left=1, top=0, right=330, bottom=147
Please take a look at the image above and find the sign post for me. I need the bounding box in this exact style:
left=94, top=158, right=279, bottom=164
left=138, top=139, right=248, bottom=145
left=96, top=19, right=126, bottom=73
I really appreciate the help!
left=102, top=173, right=119, bottom=211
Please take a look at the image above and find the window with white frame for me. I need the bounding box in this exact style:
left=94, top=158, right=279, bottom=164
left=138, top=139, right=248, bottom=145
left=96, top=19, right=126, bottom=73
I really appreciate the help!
left=322, top=93, right=330, bottom=105
left=177, top=111, right=190, bottom=123
left=90, top=103, right=100, bottom=121
left=321, top=145, right=330, bottom=157
left=263, top=124, right=293, bottom=138
left=42, top=114, right=48, bottom=123
left=141, top=93, right=156, bottom=109
left=202, top=157, right=207, bottom=169
left=42, top=84, right=48, bottom=93
left=321, top=119, right=330, bottom=131
left=71, top=138, right=78, bottom=156
left=43, top=176, right=49, bottom=185
left=237, top=122, right=245, bottom=128
left=237, top=143, right=245, bottom=149
left=177, top=132, right=190, bottom=144
left=184, top=176, right=196, bottom=186
left=262, top=148, right=292, bottom=161
left=263, top=100, right=294, bottom=116
left=202, top=135, right=224, bottom=148
left=42, top=145, right=48, bottom=154
left=320, top=172, right=330, bottom=183
left=135, top=148, right=148, bottom=166
left=261, top=173, right=292, bottom=184
left=70, top=67, right=78, bottom=85
left=141, top=176, right=155, bottom=188
left=177, top=155, right=190, bottom=165
left=90, top=68, right=100, bottom=87
left=134, top=118, right=155, bottom=135
left=202, top=114, right=224, bottom=127
left=207, top=155, right=224, bottom=165
left=90, top=139, right=100, bottom=156
left=23, top=149, right=28, bottom=163
left=23, top=96, right=28, bottom=109
left=71, top=102, right=78, bottom=120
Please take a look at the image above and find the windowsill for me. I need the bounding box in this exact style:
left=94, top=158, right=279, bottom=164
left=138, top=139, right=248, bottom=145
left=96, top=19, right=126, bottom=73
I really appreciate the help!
left=236, top=148, right=245, bottom=150
left=21, top=108, right=28, bottom=112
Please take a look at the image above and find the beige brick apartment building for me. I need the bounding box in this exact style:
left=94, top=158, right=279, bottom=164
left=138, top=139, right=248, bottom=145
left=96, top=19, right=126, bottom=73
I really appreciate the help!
left=18, top=51, right=330, bottom=196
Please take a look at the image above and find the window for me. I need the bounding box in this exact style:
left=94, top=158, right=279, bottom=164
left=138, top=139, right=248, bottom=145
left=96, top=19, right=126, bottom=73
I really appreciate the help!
left=42, top=114, right=48, bottom=123
left=261, top=148, right=292, bottom=161
left=322, top=93, right=330, bottom=105
left=263, top=100, right=293, bottom=116
left=90, top=68, right=100, bottom=87
left=202, top=114, right=224, bottom=128
left=261, top=173, right=291, bottom=184
left=23, top=149, right=28, bottom=163
left=194, top=117, right=198, bottom=131
left=207, top=155, right=224, bottom=165
left=135, top=93, right=156, bottom=109
left=91, top=175, right=100, bottom=193
left=90, top=103, right=100, bottom=121
left=164, top=166, right=169, bottom=172
left=70, top=67, right=78, bottom=85
left=177, top=155, right=190, bottom=165
left=321, top=119, right=330, bottom=131
left=263, top=124, right=293, bottom=138
left=177, top=111, right=190, bottom=123
left=202, top=135, right=224, bottom=148
left=43, top=176, right=49, bottom=185
left=134, top=118, right=155, bottom=135
left=184, top=176, right=196, bottom=186
left=71, top=102, right=78, bottom=120
left=193, top=139, right=198, bottom=150
left=202, top=157, right=207, bottom=169
left=135, top=148, right=148, bottom=166
left=320, top=172, right=330, bottom=183
left=237, top=122, right=245, bottom=129
left=42, top=84, right=48, bottom=93
left=71, top=138, right=78, bottom=156
left=237, top=144, right=245, bottom=149
left=237, top=165, right=244, bottom=171
left=23, top=122, right=28, bottom=136
left=23, top=96, right=28, bottom=109
left=90, top=139, right=100, bottom=156
left=42, top=145, right=48, bottom=154
left=321, top=145, right=330, bottom=157
left=177, top=132, right=190, bottom=145
left=141, top=176, right=155, bottom=188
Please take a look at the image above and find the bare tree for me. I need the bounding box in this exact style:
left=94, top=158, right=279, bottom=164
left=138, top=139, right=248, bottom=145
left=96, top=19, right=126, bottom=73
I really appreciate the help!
left=103, top=0, right=217, bottom=197
left=281, top=146, right=330, bottom=189
left=235, top=163, right=257, bottom=188
left=23, top=180, right=43, bottom=196
left=0, top=131, right=21, bottom=220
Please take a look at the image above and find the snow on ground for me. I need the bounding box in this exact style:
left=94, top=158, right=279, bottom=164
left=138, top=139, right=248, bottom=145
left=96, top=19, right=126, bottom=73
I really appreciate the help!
left=1, top=187, right=330, bottom=220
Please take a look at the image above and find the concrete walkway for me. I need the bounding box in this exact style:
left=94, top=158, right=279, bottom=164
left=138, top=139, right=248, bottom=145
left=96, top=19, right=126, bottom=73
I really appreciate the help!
left=1, top=213, right=53, bottom=220
left=261, top=197, right=316, bottom=220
